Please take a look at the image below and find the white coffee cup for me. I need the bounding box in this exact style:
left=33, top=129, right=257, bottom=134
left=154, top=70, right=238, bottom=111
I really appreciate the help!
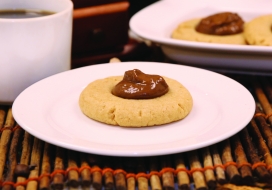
left=0, top=0, right=73, bottom=104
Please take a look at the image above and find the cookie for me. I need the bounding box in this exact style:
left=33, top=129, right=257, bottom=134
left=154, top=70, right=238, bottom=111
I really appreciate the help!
left=244, top=14, right=272, bottom=46
left=171, top=18, right=246, bottom=45
left=79, top=76, right=193, bottom=127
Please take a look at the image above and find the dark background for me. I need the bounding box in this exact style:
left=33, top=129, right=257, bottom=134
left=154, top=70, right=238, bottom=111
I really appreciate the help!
left=128, top=0, right=158, bottom=17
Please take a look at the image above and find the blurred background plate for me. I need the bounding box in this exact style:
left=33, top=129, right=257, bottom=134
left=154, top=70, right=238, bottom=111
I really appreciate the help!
left=129, top=0, right=272, bottom=75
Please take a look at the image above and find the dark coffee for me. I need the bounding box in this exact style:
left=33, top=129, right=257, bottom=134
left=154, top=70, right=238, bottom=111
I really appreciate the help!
left=0, top=9, right=55, bottom=19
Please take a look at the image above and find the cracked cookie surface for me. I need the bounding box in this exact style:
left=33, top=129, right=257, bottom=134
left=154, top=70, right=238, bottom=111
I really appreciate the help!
left=79, top=76, right=193, bottom=127
left=244, top=14, right=272, bottom=46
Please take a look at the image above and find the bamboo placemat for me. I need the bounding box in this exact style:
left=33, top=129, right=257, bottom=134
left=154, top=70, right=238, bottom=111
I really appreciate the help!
left=1, top=75, right=272, bottom=190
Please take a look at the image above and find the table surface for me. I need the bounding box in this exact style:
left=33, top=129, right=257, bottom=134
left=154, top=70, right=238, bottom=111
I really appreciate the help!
left=1, top=44, right=272, bottom=190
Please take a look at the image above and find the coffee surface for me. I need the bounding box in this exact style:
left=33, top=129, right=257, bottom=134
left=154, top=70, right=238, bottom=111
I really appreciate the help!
left=0, top=9, right=55, bottom=19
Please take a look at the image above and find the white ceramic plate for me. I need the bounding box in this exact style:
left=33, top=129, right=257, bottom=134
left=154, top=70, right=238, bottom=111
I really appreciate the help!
left=129, top=0, right=272, bottom=74
left=13, top=62, right=255, bottom=156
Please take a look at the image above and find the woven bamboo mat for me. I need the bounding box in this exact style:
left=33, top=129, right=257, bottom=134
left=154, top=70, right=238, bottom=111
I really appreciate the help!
left=1, top=75, right=272, bottom=190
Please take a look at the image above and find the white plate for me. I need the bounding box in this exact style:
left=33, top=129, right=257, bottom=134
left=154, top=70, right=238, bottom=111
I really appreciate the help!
left=129, top=0, right=272, bottom=74
left=12, top=62, right=255, bottom=156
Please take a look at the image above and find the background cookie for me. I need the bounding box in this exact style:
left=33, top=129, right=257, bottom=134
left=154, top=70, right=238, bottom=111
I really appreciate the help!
left=244, top=14, right=272, bottom=46
left=79, top=76, right=193, bottom=127
left=171, top=18, right=246, bottom=45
